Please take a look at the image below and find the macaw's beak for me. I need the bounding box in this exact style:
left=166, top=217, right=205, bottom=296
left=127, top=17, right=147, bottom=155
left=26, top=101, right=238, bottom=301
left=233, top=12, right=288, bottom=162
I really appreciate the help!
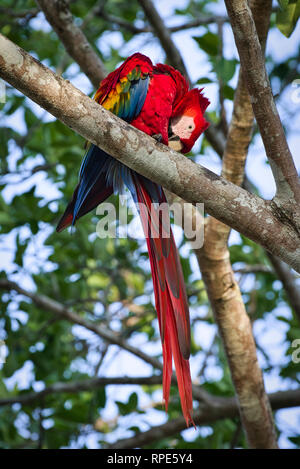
left=168, top=134, right=184, bottom=152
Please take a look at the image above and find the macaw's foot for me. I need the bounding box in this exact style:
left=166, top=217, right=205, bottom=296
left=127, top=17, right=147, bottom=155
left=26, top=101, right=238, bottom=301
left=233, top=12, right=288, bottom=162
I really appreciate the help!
left=152, top=133, right=163, bottom=143
left=168, top=134, right=183, bottom=152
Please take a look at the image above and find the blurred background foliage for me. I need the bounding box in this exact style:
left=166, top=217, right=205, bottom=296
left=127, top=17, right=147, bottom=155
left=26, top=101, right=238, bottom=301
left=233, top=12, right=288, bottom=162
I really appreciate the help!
left=0, top=0, right=300, bottom=449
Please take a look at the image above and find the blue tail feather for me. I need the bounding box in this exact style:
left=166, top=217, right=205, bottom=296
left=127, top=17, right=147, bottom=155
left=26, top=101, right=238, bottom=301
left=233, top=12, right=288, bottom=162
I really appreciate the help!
left=57, top=141, right=165, bottom=232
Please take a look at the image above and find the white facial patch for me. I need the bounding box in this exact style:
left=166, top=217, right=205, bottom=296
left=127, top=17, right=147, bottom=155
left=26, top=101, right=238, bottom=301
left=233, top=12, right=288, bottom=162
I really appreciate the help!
left=170, top=115, right=195, bottom=140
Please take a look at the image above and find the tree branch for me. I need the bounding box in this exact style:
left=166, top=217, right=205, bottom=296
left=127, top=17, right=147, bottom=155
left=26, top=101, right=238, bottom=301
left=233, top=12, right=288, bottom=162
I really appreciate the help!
left=0, top=33, right=299, bottom=272
left=0, top=6, right=39, bottom=19
left=0, top=376, right=165, bottom=407
left=267, top=253, right=300, bottom=324
left=165, top=16, right=228, bottom=32
left=96, top=10, right=228, bottom=34
left=234, top=264, right=272, bottom=274
left=3, top=375, right=299, bottom=450
left=107, top=388, right=300, bottom=448
left=225, top=0, right=300, bottom=217
left=36, top=0, right=107, bottom=88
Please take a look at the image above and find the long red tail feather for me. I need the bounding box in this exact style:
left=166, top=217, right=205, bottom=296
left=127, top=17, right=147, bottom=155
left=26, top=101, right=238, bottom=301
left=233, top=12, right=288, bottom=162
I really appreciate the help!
left=133, top=175, right=194, bottom=426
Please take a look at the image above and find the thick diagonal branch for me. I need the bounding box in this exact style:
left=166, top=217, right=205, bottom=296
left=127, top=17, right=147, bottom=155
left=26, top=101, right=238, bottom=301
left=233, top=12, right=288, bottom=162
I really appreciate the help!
left=0, top=33, right=299, bottom=272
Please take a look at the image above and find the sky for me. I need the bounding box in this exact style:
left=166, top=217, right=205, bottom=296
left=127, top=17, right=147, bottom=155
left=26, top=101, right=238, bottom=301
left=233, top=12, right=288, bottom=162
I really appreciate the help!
left=1, top=0, right=300, bottom=448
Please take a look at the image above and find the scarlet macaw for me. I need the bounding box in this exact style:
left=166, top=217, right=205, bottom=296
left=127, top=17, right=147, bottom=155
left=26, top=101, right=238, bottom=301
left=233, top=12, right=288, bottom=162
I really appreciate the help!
left=57, top=53, right=209, bottom=426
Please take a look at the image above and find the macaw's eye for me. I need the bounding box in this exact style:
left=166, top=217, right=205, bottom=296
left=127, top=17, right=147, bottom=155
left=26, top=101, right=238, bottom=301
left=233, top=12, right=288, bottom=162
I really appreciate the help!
left=188, top=125, right=193, bottom=129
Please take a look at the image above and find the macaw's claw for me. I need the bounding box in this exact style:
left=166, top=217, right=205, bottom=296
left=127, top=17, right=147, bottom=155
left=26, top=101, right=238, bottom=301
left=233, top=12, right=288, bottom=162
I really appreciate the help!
left=152, top=133, right=163, bottom=143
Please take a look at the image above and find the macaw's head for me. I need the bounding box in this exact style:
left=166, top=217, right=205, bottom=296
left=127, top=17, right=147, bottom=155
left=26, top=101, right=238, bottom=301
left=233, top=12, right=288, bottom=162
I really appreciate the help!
left=170, top=89, right=210, bottom=153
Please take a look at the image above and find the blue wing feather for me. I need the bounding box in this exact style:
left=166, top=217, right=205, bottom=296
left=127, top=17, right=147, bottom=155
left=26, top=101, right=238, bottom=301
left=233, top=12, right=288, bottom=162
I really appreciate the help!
left=76, top=75, right=150, bottom=214
left=117, top=76, right=149, bottom=122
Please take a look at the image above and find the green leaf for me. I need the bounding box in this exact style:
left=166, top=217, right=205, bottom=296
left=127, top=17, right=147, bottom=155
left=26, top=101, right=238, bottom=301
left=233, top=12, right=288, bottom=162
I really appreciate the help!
left=289, top=436, right=300, bottom=446
left=193, top=32, right=220, bottom=56
left=214, top=59, right=238, bottom=82
left=276, top=0, right=300, bottom=37
left=24, top=107, right=38, bottom=129
left=222, top=85, right=235, bottom=100
left=95, top=387, right=106, bottom=408
left=196, top=77, right=213, bottom=84
left=128, top=391, right=138, bottom=410
left=116, top=392, right=139, bottom=416
left=14, top=233, right=26, bottom=267
left=278, top=0, right=290, bottom=9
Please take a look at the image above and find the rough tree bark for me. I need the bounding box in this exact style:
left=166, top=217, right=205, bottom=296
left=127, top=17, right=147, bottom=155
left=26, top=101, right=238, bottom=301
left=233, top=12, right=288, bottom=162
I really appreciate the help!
left=225, top=0, right=300, bottom=222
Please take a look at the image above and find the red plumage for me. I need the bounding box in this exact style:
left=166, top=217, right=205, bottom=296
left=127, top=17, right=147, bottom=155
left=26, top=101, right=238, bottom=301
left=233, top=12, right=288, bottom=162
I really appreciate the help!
left=131, top=63, right=189, bottom=144
left=133, top=173, right=193, bottom=425
left=172, top=88, right=210, bottom=153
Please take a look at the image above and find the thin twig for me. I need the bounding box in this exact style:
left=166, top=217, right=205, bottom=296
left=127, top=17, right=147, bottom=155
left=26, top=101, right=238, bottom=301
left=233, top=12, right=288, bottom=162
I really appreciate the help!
left=267, top=253, right=300, bottom=324
left=95, top=10, right=229, bottom=34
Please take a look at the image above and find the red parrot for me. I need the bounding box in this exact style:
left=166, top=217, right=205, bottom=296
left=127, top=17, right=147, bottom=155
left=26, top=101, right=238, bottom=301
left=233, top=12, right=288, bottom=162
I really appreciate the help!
left=57, top=53, right=209, bottom=426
